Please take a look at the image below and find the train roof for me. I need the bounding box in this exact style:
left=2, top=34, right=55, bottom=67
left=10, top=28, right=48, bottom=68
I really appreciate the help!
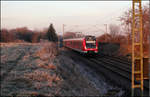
left=63, top=35, right=96, bottom=41
left=63, top=37, right=84, bottom=41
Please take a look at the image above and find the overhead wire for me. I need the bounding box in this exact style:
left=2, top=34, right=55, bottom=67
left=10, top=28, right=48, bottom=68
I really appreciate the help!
left=64, top=4, right=130, bottom=36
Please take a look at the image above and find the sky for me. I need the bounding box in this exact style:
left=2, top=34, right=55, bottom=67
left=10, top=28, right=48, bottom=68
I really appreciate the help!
left=1, top=1, right=149, bottom=36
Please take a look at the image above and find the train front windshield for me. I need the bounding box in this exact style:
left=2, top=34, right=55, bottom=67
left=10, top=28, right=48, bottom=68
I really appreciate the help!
left=85, top=36, right=96, bottom=48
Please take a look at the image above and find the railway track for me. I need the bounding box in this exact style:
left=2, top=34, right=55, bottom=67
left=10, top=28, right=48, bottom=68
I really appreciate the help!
left=91, top=56, right=149, bottom=88
left=69, top=50, right=149, bottom=96
left=103, top=55, right=131, bottom=66
left=99, top=55, right=149, bottom=89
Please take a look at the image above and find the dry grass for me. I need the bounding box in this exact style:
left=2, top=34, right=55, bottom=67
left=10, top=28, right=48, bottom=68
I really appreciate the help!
left=47, top=64, right=57, bottom=70
left=17, top=91, right=46, bottom=97
left=0, top=42, right=42, bottom=47
left=22, top=53, right=30, bottom=61
left=37, top=62, right=56, bottom=70
left=24, top=70, right=60, bottom=83
left=34, top=42, right=58, bottom=61
left=0, top=55, right=7, bottom=64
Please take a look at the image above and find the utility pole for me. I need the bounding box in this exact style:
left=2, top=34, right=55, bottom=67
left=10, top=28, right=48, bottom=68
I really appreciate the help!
left=104, top=24, right=108, bottom=42
left=104, top=24, right=107, bottom=34
left=63, top=24, right=65, bottom=40
left=57, top=32, right=60, bottom=53
left=62, top=24, right=65, bottom=47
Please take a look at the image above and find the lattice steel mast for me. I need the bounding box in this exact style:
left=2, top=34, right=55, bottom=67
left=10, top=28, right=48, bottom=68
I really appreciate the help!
left=132, top=0, right=144, bottom=96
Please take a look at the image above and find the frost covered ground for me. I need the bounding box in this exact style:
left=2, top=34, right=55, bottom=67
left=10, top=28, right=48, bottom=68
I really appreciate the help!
left=57, top=50, right=125, bottom=97
left=0, top=42, right=124, bottom=96
left=0, top=43, right=60, bottom=96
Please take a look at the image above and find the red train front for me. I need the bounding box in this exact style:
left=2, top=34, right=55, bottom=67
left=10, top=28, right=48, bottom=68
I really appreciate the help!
left=63, top=35, right=98, bottom=54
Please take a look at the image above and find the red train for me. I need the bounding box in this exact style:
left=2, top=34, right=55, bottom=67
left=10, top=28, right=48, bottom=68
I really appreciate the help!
left=63, top=35, right=98, bottom=54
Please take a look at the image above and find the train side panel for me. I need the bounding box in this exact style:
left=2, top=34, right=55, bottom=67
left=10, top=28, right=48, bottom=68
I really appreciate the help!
left=63, top=39, right=85, bottom=53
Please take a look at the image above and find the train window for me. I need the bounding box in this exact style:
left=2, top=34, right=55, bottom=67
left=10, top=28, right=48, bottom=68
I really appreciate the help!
left=85, top=36, right=96, bottom=48
left=85, top=36, right=96, bottom=41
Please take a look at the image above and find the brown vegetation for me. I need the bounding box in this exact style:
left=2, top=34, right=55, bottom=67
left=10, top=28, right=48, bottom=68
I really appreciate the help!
left=119, top=4, right=149, bottom=56
left=97, top=4, right=149, bottom=57
left=0, top=23, right=58, bottom=43
left=0, top=27, right=46, bottom=43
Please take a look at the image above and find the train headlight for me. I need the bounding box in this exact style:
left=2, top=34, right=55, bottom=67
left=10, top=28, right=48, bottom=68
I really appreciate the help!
left=95, top=51, right=98, bottom=53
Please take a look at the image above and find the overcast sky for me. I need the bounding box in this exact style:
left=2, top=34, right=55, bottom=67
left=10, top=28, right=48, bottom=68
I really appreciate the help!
left=1, top=1, right=149, bottom=36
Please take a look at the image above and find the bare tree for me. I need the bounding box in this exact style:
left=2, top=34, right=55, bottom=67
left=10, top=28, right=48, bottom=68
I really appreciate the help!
left=0, top=29, right=9, bottom=42
left=120, top=4, right=149, bottom=44
left=32, top=33, right=39, bottom=43
left=109, top=24, right=120, bottom=42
